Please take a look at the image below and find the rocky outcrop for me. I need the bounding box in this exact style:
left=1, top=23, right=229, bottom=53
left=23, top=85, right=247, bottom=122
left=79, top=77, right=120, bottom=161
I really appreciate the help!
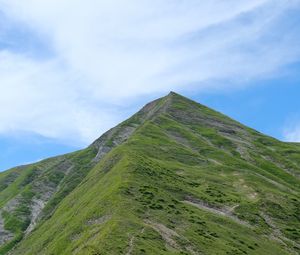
left=0, top=211, right=13, bottom=246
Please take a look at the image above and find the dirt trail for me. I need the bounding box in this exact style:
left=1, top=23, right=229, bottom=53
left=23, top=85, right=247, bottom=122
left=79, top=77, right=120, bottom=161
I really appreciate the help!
left=144, top=220, right=180, bottom=250
left=86, top=215, right=111, bottom=226
left=144, top=220, right=202, bottom=254
left=125, top=228, right=145, bottom=255
left=183, top=197, right=251, bottom=228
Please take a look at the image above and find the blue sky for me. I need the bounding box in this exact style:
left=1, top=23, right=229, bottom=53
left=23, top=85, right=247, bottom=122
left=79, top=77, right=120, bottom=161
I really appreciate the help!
left=0, top=0, right=300, bottom=171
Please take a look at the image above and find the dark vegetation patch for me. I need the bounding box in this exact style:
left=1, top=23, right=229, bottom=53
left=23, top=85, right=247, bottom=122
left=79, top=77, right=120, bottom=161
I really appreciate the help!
left=0, top=171, right=20, bottom=192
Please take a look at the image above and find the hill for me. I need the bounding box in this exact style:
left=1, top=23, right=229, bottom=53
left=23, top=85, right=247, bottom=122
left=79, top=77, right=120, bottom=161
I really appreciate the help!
left=0, top=92, right=299, bottom=254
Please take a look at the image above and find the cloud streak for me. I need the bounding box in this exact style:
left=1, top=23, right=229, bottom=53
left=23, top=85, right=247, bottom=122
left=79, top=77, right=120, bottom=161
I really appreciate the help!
left=284, top=128, right=300, bottom=142
left=283, top=119, right=300, bottom=142
left=0, top=0, right=300, bottom=144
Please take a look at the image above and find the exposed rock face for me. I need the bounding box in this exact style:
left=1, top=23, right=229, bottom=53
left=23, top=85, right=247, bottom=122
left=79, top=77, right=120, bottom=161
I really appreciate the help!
left=0, top=212, right=13, bottom=246
left=91, top=93, right=172, bottom=162
left=25, top=199, right=46, bottom=234
left=92, top=125, right=137, bottom=162
left=3, top=196, right=20, bottom=213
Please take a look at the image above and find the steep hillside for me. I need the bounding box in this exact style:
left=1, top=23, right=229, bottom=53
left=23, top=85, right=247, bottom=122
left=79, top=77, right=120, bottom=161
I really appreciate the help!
left=0, top=92, right=299, bottom=255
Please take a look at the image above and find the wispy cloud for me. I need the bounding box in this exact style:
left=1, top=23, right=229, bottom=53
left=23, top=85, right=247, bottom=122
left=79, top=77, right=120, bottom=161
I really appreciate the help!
left=0, top=0, right=300, bottom=144
left=0, top=51, right=120, bottom=144
left=283, top=120, right=300, bottom=142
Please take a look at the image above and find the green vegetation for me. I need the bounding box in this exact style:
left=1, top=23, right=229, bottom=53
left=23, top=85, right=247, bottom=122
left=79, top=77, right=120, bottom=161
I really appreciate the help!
left=0, top=92, right=299, bottom=254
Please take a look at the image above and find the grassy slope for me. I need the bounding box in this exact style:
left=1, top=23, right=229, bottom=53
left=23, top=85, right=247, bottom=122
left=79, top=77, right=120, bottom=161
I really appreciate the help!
left=0, top=147, right=98, bottom=254
left=7, top=93, right=299, bottom=255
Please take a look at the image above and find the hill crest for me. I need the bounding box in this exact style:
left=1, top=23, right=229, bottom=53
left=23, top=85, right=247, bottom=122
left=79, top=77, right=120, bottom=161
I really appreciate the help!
left=0, top=92, right=299, bottom=255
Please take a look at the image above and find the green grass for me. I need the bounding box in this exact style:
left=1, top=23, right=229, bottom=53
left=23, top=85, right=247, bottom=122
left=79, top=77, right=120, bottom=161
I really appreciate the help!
left=1, top=92, right=299, bottom=254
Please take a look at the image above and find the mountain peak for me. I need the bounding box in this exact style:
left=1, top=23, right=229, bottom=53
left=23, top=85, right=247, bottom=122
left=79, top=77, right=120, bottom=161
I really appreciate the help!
left=1, top=93, right=300, bottom=255
left=91, top=91, right=245, bottom=162
left=166, top=91, right=178, bottom=97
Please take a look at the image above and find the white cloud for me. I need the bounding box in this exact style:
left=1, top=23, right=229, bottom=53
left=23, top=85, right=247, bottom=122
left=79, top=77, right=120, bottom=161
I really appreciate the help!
left=0, top=50, right=121, bottom=144
left=283, top=121, right=300, bottom=142
left=0, top=0, right=300, bottom=144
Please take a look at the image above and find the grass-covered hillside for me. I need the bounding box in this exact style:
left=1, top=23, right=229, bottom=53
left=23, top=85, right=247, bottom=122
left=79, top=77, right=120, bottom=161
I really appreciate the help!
left=0, top=92, right=299, bottom=254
